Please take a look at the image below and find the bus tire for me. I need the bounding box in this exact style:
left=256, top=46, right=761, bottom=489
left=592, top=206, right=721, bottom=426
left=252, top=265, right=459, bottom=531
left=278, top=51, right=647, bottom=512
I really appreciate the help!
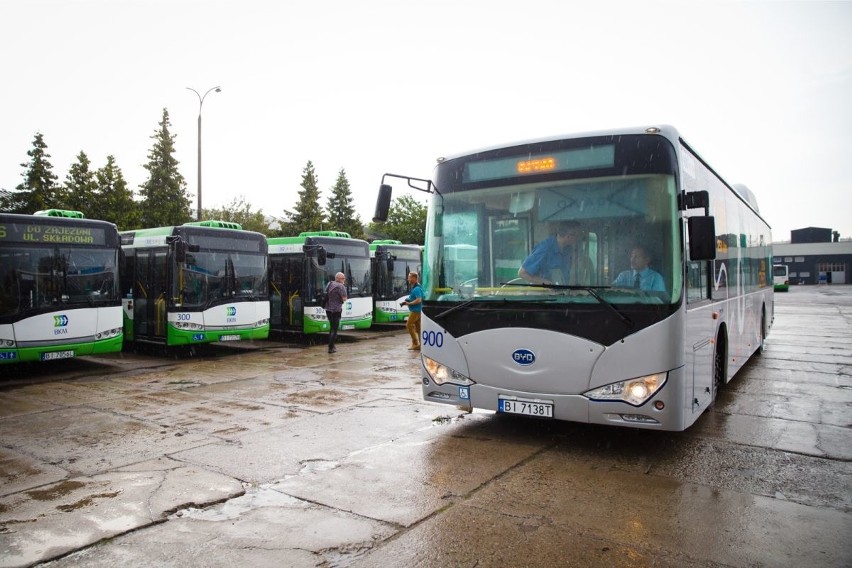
left=711, top=328, right=727, bottom=409
left=757, top=307, right=767, bottom=355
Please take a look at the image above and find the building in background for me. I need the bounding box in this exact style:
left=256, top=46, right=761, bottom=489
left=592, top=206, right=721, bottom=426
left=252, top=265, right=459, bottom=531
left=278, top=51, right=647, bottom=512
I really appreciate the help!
left=772, top=227, right=852, bottom=285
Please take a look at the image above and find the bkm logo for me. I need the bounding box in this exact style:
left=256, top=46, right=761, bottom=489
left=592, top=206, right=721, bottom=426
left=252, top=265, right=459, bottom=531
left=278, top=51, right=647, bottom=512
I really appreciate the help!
left=53, top=315, right=69, bottom=327
left=227, top=307, right=237, bottom=317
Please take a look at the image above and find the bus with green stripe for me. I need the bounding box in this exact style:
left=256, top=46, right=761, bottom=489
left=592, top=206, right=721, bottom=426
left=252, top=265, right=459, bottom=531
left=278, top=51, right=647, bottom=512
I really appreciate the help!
left=369, top=240, right=422, bottom=324
left=0, top=209, right=123, bottom=364
left=120, top=220, right=269, bottom=349
left=268, top=231, right=372, bottom=334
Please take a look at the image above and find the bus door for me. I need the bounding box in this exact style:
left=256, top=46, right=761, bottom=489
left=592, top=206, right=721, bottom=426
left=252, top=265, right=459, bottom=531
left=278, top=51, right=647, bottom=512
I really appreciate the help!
left=133, top=249, right=168, bottom=341
left=270, top=255, right=304, bottom=330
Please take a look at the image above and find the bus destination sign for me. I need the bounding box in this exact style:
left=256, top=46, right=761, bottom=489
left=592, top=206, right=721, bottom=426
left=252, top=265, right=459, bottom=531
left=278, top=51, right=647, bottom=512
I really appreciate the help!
left=0, top=222, right=107, bottom=245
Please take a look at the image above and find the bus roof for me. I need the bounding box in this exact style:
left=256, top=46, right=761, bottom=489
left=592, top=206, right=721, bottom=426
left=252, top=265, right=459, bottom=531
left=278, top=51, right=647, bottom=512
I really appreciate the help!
left=120, top=223, right=266, bottom=248
left=34, top=209, right=85, bottom=218
left=268, top=233, right=369, bottom=255
left=436, top=125, right=683, bottom=163
left=185, top=219, right=243, bottom=230
left=299, top=230, right=351, bottom=238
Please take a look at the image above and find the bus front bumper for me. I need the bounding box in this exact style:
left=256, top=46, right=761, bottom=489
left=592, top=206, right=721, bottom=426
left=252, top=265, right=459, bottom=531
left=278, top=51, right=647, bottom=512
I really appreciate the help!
left=421, top=374, right=688, bottom=431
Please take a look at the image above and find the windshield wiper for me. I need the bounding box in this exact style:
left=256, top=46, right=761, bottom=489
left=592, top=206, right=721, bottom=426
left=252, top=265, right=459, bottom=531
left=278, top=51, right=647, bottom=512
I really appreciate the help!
left=433, top=297, right=477, bottom=320
left=580, top=287, right=634, bottom=330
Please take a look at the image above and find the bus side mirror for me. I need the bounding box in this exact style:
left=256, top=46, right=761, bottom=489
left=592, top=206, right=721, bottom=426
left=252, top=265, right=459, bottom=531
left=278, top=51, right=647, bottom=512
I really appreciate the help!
left=688, top=216, right=717, bottom=260
left=387, top=257, right=394, bottom=271
left=317, top=247, right=327, bottom=265
left=174, top=241, right=187, bottom=262
left=373, top=184, right=392, bottom=222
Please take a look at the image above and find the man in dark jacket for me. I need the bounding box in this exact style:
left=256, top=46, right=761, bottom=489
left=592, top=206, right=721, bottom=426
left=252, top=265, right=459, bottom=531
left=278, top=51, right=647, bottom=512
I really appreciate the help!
left=325, top=272, right=348, bottom=353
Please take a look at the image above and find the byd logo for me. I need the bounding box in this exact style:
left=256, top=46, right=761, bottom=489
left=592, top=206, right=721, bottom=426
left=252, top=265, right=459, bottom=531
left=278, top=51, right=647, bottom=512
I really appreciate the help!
left=226, top=307, right=237, bottom=317
left=512, top=348, right=536, bottom=366
left=53, top=315, right=69, bottom=327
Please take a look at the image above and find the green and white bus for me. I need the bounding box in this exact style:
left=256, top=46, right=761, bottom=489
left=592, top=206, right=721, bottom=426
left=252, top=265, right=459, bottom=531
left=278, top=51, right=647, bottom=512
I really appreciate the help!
left=773, top=264, right=789, bottom=292
left=120, top=220, right=269, bottom=349
left=0, top=210, right=123, bottom=364
left=369, top=240, right=421, bottom=324
left=374, top=125, right=774, bottom=431
left=268, top=231, right=372, bottom=334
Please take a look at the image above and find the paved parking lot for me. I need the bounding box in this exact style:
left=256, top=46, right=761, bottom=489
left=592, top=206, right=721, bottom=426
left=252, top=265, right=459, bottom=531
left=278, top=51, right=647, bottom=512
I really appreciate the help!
left=1, top=286, right=850, bottom=567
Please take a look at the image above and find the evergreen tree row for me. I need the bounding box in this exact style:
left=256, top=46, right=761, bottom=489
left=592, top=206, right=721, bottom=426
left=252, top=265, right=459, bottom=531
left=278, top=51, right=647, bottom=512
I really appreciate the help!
left=1, top=109, right=425, bottom=243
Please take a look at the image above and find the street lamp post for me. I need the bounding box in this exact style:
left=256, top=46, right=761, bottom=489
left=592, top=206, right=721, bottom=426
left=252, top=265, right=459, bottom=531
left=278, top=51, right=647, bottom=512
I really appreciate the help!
left=186, top=86, right=221, bottom=221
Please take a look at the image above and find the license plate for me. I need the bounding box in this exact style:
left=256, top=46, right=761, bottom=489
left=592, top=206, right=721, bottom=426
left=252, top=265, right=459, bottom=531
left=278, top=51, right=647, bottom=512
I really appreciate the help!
left=219, top=334, right=241, bottom=341
left=342, top=325, right=355, bottom=330
left=499, top=398, right=553, bottom=418
left=42, top=350, right=75, bottom=361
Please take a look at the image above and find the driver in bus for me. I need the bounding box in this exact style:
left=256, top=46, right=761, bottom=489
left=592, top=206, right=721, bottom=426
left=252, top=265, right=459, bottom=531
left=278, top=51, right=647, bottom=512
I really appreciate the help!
left=612, top=245, right=666, bottom=292
left=518, top=221, right=580, bottom=285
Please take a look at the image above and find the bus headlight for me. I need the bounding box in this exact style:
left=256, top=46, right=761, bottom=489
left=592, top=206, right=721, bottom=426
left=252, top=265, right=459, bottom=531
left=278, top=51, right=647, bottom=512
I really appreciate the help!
left=96, top=327, right=123, bottom=340
left=0, top=338, right=16, bottom=348
left=583, top=372, right=667, bottom=406
left=423, top=356, right=473, bottom=386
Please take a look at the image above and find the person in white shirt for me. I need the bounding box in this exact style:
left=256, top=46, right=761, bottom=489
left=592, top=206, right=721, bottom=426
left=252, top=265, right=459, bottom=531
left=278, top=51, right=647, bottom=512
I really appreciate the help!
left=612, top=245, right=665, bottom=292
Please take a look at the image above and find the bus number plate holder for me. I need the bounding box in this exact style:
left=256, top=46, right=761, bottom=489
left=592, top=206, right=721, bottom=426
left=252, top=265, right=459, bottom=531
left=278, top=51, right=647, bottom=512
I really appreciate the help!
left=498, top=397, right=553, bottom=418
left=42, top=350, right=75, bottom=361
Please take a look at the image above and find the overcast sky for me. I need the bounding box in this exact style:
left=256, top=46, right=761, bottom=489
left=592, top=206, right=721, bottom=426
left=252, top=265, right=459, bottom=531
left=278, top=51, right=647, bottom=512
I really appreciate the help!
left=2, top=0, right=850, bottom=242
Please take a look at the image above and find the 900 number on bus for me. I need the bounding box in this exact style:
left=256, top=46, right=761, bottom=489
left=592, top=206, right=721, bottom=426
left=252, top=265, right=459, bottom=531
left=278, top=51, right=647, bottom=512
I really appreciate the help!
left=499, top=398, right=553, bottom=418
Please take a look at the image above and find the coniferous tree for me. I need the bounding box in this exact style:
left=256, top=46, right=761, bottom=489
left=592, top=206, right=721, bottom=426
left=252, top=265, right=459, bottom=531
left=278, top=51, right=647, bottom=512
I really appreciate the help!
left=138, top=108, right=191, bottom=227
left=368, top=194, right=427, bottom=245
left=1, top=132, right=62, bottom=213
left=325, top=168, right=365, bottom=239
left=280, top=161, right=325, bottom=235
left=64, top=151, right=97, bottom=215
left=94, top=156, right=140, bottom=230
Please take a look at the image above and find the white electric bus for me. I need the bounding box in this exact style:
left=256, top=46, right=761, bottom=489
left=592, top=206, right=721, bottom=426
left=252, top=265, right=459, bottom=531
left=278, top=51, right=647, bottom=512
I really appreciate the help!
left=0, top=210, right=123, bottom=364
left=374, top=125, right=773, bottom=431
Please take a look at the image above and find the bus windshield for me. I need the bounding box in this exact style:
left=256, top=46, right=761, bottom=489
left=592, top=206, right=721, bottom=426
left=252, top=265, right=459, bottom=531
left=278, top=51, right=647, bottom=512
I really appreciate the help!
left=375, top=247, right=421, bottom=299
left=429, top=173, right=682, bottom=305
left=317, top=255, right=372, bottom=298
left=176, top=250, right=267, bottom=308
left=0, top=246, right=118, bottom=317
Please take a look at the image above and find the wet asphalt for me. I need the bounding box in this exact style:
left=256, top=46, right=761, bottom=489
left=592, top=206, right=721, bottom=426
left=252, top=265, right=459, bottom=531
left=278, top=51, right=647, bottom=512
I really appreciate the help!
left=0, top=286, right=850, bottom=567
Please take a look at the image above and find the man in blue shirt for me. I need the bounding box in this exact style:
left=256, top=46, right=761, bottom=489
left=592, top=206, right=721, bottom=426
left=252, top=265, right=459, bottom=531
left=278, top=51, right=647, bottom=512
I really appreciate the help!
left=518, top=221, right=580, bottom=285
left=401, top=271, right=423, bottom=350
left=612, top=245, right=666, bottom=292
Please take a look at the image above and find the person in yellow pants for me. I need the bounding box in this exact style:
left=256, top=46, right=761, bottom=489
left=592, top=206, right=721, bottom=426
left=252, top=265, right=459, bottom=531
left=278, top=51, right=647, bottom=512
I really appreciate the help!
left=401, top=272, right=423, bottom=350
